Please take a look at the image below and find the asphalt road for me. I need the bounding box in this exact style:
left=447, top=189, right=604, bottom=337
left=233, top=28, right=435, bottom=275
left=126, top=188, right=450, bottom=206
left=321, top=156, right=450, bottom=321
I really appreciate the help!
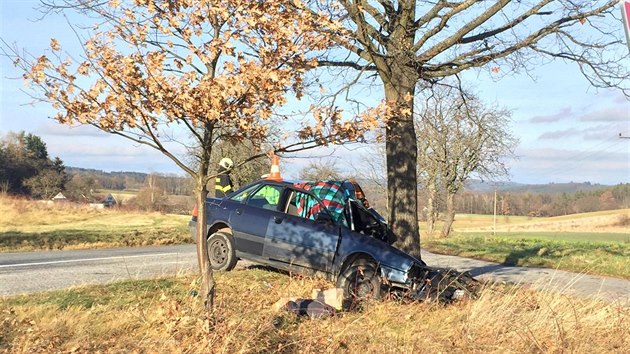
left=1, top=245, right=628, bottom=305
left=0, top=245, right=198, bottom=296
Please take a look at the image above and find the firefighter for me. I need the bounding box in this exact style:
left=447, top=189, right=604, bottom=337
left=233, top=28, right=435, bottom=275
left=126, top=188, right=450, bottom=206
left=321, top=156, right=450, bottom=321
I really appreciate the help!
left=215, top=158, right=234, bottom=198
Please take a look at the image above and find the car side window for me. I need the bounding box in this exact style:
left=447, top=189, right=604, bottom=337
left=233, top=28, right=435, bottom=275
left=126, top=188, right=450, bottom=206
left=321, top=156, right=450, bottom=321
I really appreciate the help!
left=229, top=184, right=260, bottom=203
left=285, top=190, right=316, bottom=219
left=283, top=190, right=328, bottom=221
left=245, top=184, right=283, bottom=210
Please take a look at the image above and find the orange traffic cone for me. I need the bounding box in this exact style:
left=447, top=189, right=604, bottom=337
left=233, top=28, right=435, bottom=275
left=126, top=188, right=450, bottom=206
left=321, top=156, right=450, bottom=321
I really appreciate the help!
left=267, top=153, right=282, bottom=181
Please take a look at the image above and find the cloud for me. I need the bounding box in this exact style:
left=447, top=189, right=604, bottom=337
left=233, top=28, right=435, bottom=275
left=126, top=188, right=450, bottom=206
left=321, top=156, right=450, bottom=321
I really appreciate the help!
left=509, top=146, right=629, bottom=184
left=38, top=122, right=105, bottom=137
left=528, top=107, right=572, bottom=123
left=579, top=107, right=629, bottom=122
left=537, top=123, right=627, bottom=141
left=537, top=128, right=581, bottom=140
left=611, top=92, right=629, bottom=105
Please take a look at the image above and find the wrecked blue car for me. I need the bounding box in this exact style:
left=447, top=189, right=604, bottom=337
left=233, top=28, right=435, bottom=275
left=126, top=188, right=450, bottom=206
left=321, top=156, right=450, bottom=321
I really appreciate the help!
left=189, top=179, right=476, bottom=304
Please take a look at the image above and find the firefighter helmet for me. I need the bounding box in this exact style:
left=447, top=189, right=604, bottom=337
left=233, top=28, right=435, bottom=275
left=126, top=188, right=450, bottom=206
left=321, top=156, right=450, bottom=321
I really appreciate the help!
left=219, top=157, right=233, bottom=169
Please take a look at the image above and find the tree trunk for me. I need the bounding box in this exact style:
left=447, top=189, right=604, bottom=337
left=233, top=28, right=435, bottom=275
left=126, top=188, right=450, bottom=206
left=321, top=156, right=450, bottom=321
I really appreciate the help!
left=441, top=192, right=456, bottom=238
left=195, top=184, right=215, bottom=311
left=425, top=179, right=437, bottom=236
left=384, top=80, right=420, bottom=258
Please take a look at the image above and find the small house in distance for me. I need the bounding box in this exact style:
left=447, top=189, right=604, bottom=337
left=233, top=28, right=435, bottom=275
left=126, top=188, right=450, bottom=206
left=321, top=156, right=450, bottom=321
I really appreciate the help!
left=102, top=193, right=117, bottom=207
left=51, top=192, right=68, bottom=203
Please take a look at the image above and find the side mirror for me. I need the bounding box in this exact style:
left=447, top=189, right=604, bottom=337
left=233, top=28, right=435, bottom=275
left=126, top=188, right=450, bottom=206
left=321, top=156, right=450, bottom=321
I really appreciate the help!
left=315, top=212, right=333, bottom=223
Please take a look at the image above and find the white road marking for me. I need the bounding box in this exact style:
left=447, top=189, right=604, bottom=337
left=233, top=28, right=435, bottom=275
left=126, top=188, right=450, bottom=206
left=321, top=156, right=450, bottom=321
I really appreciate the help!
left=0, top=252, right=189, bottom=268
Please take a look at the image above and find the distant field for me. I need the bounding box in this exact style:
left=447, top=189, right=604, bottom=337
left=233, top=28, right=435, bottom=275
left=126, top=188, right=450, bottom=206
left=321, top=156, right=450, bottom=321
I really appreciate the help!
left=97, top=189, right=138, bottom=203
left=424, top=209, right=630, bottom=278
left=0, top=196, right=191, bottom=252
left=452, top=209, right=630, bottom=233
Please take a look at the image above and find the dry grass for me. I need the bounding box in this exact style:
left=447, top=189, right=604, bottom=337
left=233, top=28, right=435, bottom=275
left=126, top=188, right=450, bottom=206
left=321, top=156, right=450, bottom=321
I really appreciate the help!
left=1, top=269, right=627, bottom=353
left=454, top=209, right=630, bottom=234
left=0, top=195, right=190, bottom=252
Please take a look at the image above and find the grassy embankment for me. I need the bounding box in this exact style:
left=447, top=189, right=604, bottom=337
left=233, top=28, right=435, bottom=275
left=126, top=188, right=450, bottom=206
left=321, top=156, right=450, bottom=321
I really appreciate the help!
left=423, top=209, right=630, bottom=279
left=1, top=269, right=628, bottom=353
left=0, top=195, right=191, bottom=252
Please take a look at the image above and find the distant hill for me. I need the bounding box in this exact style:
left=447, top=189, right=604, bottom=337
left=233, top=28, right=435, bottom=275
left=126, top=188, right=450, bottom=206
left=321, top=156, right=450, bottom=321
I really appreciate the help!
left=464, top=180, right=611, bottom=194
left=65, top=167, right=190, bottom=194
left=65, top=167, right=148, bottom=180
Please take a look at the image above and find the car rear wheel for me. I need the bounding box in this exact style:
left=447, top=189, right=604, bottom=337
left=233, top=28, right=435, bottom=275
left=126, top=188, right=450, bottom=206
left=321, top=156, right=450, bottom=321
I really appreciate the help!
left=336, top=258, right=382, bottom=310
left=207, top=231, right=237, bottom=271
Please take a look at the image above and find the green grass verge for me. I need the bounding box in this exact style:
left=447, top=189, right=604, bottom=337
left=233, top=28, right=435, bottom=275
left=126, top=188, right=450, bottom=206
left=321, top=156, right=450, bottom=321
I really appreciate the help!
left=0, top=226, right=190, bottom=252
left=424, top=233, right=630, bottom=279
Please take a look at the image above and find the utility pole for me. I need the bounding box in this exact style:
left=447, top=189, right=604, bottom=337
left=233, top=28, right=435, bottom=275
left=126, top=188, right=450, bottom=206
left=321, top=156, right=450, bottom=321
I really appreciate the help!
left=493, top=189, right=497, bottom=238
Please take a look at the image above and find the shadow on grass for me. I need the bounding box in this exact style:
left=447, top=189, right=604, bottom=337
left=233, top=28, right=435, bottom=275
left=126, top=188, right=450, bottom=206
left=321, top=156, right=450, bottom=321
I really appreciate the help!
left=503, top=246, right=543, bottom=266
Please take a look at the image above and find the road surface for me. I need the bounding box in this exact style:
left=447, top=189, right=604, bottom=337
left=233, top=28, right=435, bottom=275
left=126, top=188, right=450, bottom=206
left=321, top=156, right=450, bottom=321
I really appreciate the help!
left=0, top=245, right=627, bottom=305
left=0, top=245, right=197, bottom=296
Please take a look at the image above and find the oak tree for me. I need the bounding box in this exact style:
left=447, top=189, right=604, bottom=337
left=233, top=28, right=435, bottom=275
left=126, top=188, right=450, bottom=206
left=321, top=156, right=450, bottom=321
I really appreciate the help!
left=7, top=0, right=374, bottom=310
left=310, top=0, right=629, bottom=256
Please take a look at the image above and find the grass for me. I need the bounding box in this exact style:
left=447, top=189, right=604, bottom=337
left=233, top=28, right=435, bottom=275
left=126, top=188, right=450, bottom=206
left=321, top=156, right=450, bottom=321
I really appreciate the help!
left=424, top=235, right=630, bottom=279
left=422, top=209, right=630, bottom=279
left=0, top=195, right=191, bottom=252
left=451, top=209, right=630, bottom=233
left=1, top=269, right=628, bottom=353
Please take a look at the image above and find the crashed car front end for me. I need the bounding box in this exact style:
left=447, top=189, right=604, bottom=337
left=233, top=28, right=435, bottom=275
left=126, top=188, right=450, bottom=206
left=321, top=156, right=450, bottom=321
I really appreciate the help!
left=372, top=256, right=477, bottom=302
left=406, top=263, right=478, bottom=302
left=340, top=199, right=478, bottom=302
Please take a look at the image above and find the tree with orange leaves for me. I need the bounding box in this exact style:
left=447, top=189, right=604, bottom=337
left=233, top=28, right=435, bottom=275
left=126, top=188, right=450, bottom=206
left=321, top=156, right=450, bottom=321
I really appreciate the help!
left=5, top=0, right=376, bottom=311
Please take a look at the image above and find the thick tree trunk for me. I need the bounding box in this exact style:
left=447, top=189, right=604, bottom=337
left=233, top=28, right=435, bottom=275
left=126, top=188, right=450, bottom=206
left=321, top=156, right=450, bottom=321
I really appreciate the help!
left=196, top=184, right=215, bottom=311
left=384, top=80, right=420, bottom=258
left=441, top=192, right=456, bottom=238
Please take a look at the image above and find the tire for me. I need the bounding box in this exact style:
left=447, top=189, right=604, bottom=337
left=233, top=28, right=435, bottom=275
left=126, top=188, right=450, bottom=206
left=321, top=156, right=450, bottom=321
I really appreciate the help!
left=207, top=231, right=237, bottom=271
left=336, top=258, right=383, bottom=310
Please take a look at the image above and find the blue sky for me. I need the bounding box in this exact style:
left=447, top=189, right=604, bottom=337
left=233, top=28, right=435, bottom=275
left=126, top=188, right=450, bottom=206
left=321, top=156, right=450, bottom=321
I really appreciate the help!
left=1, top=1, right=628, bottom=185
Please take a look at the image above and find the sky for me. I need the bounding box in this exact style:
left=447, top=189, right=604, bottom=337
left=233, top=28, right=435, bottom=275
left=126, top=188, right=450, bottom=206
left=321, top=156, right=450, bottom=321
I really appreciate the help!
left=0, top=1, right=628, bottom=185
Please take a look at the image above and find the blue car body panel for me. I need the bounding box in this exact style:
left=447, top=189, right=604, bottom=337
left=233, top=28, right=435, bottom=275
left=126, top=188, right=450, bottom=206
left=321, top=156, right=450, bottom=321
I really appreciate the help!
left=191, top=180, right=426, bottom=289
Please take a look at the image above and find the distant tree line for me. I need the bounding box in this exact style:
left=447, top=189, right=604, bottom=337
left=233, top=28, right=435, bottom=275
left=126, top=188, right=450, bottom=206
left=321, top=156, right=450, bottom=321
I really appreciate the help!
left=66, top=167, right=193, bottom=196
left=427, top=183, right=629, bottom=218
left=0, top=132, right=194, bottom=205
left=0, top=131, right=68, bottom=199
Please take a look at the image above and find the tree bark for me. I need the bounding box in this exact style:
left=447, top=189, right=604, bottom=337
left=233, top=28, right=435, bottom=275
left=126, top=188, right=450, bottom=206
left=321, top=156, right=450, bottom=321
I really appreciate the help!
left=425, top=179, right=437, bottom=236
left=381, top=1, right=421, bottom=258
left=441, top=192, right=456, bottom=238
left=196, top=183, right=215, bottom=311
left=383, top=78, right=420, bottom=258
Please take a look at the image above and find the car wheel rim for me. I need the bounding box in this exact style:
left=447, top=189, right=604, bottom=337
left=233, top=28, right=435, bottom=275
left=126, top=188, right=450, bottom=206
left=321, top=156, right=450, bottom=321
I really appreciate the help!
left=351, top=278, right=374, bottom=298
left=208, top=239, right=227, bottom=266
left=348, top=267, right=375, bottom=298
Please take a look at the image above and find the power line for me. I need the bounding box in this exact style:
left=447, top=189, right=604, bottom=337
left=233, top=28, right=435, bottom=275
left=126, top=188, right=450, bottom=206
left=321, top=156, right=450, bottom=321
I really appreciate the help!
left=524, top=137, right=627, bottom=181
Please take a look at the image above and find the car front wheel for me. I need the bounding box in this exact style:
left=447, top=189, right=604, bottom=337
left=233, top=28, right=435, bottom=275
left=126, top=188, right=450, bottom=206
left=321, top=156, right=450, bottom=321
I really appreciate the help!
left=336, top=258, right=383, bottom=310
left=207, top=231, right=237, bottom=271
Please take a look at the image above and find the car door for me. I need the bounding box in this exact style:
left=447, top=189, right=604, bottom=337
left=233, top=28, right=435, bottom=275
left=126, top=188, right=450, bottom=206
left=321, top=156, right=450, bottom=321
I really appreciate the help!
left=228, top=183, right=283, bottom=257
left=263, top=188, right=341, bottom=273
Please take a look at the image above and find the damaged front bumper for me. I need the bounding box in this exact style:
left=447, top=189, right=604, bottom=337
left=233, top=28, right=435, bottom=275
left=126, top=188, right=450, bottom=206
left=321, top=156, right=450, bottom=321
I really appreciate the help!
left=405, top=264, right=479, bottom=303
